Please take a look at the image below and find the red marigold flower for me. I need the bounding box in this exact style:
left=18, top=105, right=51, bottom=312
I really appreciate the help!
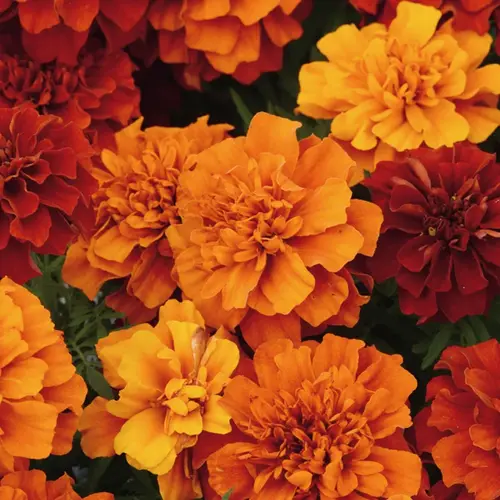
left=0, top=0, right=149, bottom=64
left=0, top=38, right=140, bottom=150
left=414, top=339, right=500, bottom=500
left=148, top=0, right=312, bottom=89
left=364, top=143, right=500, bottom=323
left=0, top=106, right=96, bottom=284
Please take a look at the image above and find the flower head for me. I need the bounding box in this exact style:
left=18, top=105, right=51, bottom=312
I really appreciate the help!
left=0, top=277, right=87, bottom=474
left=365, top=143, right=500, bottom=323
left=167, top=112, right=382, bottom=349
left=2, top=0, right=149, bottom=64
left=298, top=1, right=500, bottom=174
left=0, top=106, right=96, bottom=284
left=62, top=116, right=232, bottom=323
left=148, top=0, right=311, bottom=89
left=0, top=470, right=113, bottom=499
left=79, top=299, right=240, bottom=500
left=414, top=339, right=500, bottom=500
left=376, top=1, right=500, bottom=38
left=0, top=39, right=140, bottom=150
left=207, top=334, right=421, bottom=499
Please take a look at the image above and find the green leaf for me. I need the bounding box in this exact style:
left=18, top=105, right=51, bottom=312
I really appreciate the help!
left=222, top=490, right=233, bottom=500
left=86, top=367, right=114, bottom=399
left=421, top=325, right=454, bottom=369
left=458, top=319, right=478, bottom=346
left=229, top=88, right=253, bottom=130
left=468, top=316, right=490, bottom=342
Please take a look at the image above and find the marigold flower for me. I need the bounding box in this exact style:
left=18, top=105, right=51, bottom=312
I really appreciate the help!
left=206, top=334, right=421, bottom=499
left=414, top=339, right=500, bottom=500
left=0, top=39, right=140, bottom=150
left=78, top=299, right=240, bottom=500
left=375, top=1, right=500, bottom=39
left=298, top=1, right=500, bottom=175
left=0, top=277, right=87, bottom=474
left=365, top=143, right=500, bottom=323
left=0, top=106, right=96, bottom=284
left=62, top=116, right=232, bottom=323
left=148, top=0, right=311, bottom=89
left=167, top=112, right=382, bottom=349
left=1, top=0, right=149, bottom=64
left=0, top=470, right=113, bottom=499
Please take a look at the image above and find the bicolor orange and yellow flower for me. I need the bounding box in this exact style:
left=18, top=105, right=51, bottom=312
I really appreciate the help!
left=167, top=112, right=383, bottom=349
left=62, top=116, right=232, bottom=323
left=207, top=334, right=422, bottom=499
left=0, top=277, right=87, bottom=475
left=298, top=1, right=500, bottom=176
left=79, top=299, right=240, bottom=500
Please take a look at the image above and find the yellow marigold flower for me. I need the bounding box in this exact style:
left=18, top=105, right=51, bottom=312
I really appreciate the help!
left=62, top=116, right=232, bottom=323
left=0, top=277, right=87, bottom=475
left=167, top=112, right=383, bottom=350
left=297, top=1, right=500, bottom=177
left=79, top=299, right=240, bottom=500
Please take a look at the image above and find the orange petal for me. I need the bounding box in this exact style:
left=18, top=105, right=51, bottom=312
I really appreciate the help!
left=240, top=310, right=301, bottom=350
left=346, top=199, right=383, bottom=256
left=260, top=250, right=315, bottom=315
left=245, top=112, right=301, bottom=174
left=158, top=450, right=201, bottom=500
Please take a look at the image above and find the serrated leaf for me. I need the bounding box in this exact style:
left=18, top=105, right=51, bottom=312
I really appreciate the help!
left=421, top=325, right=454, bottom=369
left=86, top=367, right=114, bottom=399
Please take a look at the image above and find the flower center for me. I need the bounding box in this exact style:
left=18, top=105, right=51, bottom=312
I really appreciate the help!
left=423, top=188, right=486, bottom=244
left=0, top=54, right=80, bottom=110
left=268, top=377, right=373, bottom=493
left=95, top=170, right=180, bottom=233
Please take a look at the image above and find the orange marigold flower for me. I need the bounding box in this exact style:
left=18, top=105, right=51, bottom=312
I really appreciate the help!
left=62, top=116, right=232, bottom=323
left=0, top=38, right=140, bottom=150
left=0, top=470, right=113, bottom=499
left=148, top=0, right=311, bottom=89
left=1, top=0, right=149, bottom=64
left=206, top=334, right=421, bottom=499
left=78, top=299, right=240, bottom=500
left=414, top=339, right=500, bottom=500
left=0, top=277, right=87, bottom=474
left=0, top=106, right=96, bottom=284
left=297, top=1, right=500, bottom=175
left=167, top=112, right=383, bottom=349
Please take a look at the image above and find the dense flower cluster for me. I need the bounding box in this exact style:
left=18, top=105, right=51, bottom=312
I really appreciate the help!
left=0, top=277, right=86, bottom=474
left=207, top=334, right=421, bottom=499
left=2, top=0, right=500, bottom=498
left=79, top=299, right=239, bottom=500
left=168, top=112, right=383, bottom=349
left=0, top=38, right=140, bottom=150
left=365, top=144, right=500, bottom=323
left=415, top=339, right=500, bottom=500
left=62, top=116, right=232, bottom=322
left=0, top=470, right=113, bottom=499
left=297, top=1, right=500, bottom=174
left=0, top=106, right=96, bottom=283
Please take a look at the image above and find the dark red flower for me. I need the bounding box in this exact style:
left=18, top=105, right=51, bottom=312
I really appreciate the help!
left=365, top=143, right=500, bottom=323
left=0, top=106, right=96, bottom=283
left=0, top=38, right=140, bottom=150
